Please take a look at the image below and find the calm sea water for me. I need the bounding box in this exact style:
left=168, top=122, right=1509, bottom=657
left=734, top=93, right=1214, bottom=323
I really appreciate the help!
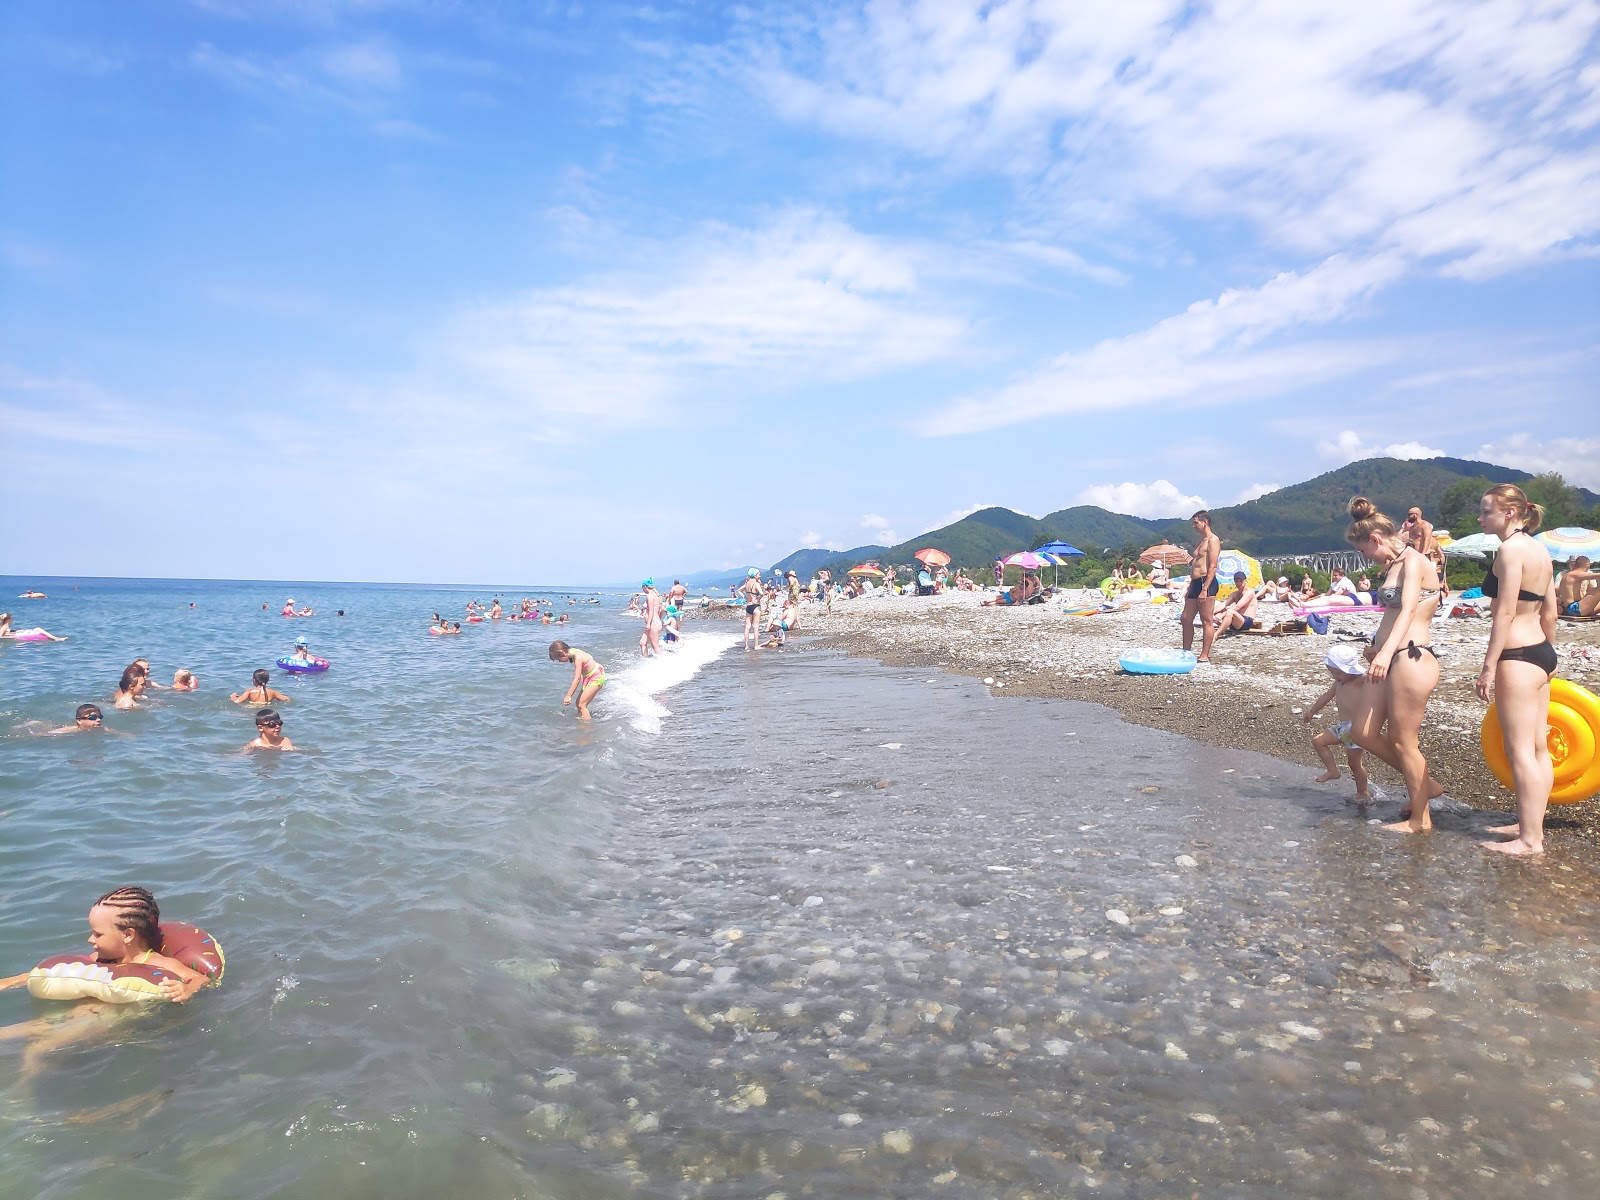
left=2, top=577, right=1598, bottom=1199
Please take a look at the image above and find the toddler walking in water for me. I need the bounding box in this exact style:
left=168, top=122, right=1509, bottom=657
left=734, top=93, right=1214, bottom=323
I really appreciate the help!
left=1302, top=645, right=1371, bottom=801
left=550, top=641, right=605, bottom=720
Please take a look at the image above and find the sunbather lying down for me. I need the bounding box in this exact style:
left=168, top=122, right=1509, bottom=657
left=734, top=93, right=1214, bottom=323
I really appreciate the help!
left=982, top=576, right=1045, bottom=606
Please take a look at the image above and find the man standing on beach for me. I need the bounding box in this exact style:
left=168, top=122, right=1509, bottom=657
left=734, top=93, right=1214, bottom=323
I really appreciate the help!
left=817, top=567, right=832, bottom=613
left=668, top=579, right=688, bottom=612
left=1182, top=510, right=1221, bottom=663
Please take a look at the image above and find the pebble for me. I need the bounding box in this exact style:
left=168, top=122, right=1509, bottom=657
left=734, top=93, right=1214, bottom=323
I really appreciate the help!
left=838, top=1113, right=863, bottom=1127
left=1280, top=1021, right=1323, bottom=1041
left=1174, top=855, right=1199, bottom=868
left=881, top=1130, right=914, bottom=1154
left=1043, top=1038, right=1072, bottom=1056
left=1164, top=1042, right=1189, bottom=1060
left=879, top=742, right=903, bottom=749
left=1188, top=1112, right=1220, bottom=1125
left=612, top=1001, right=646, bottom=1017
left=1158, top=906, right=1185, bottom=916
left=1106, top=909, right=1130, bottom=925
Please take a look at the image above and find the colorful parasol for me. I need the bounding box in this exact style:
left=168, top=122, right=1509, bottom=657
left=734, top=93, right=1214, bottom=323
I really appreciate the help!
left=1443, top=532, right=1501, bottom=558
left=1003, top=551, right=1047, bottom=570
left=1535, top=527, right=1600, bottom=562
left=848, top=565, right=884, bottom=577
left=914, top=548, right=951, bottom=567
left=1213, top=549, right=1262, bottom=597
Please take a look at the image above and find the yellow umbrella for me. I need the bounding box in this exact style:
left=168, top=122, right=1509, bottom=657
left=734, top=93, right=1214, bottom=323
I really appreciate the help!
left=1214, top=549, right=1262, bottom=597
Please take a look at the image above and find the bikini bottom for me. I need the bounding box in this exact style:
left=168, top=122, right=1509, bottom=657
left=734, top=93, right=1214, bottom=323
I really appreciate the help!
left=1499, top=641, right=1557, bottom=675
left=1400, top=641, right=1438, bottom=661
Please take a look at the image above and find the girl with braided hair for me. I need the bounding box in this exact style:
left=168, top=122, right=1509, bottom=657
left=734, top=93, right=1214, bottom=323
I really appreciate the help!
left=2, top=887, right=216, bottom=1005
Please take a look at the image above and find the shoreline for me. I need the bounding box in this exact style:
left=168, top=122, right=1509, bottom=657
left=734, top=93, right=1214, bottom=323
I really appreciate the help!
left=784, top=590, right=1600, bottom=848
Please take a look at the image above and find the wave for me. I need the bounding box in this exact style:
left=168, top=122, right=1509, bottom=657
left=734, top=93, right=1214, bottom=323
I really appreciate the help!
left=607, top=631, right=741, bottom=733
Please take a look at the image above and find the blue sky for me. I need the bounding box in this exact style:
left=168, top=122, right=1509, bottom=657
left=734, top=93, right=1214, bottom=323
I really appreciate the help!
left=3, top=1, right=1597, bottom=583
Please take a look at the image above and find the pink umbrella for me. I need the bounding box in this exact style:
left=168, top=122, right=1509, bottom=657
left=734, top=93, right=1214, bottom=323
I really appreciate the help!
left=1003, top=551, right=1046, bottom=570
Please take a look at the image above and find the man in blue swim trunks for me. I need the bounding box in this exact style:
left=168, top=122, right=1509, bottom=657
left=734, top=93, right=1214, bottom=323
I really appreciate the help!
left=1181, top=510, right=1221, bottom=662
left=1557, top=556, right=1599, bottom=616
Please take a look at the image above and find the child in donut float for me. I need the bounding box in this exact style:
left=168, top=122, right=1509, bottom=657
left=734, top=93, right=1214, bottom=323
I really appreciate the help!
left=1, top=886, right=223, bottom=1007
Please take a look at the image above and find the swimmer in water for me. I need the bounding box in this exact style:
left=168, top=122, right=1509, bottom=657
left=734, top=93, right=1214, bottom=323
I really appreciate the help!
left=39, top=704, right=108, bottom=735
left=113, top=666, right=147, bottom=710
left=231, top=669, right=291, bottom=706
left=550, top=640, right=605, bottom=720
left=0, top=613, right=68, bottom=641
left=245, top=708, right=294, bottom=751
left=289, top=636, right=314, bottom=662
left=171, top=670, right=198, bottom=692
left=0, top=887, right=221, bottom=1074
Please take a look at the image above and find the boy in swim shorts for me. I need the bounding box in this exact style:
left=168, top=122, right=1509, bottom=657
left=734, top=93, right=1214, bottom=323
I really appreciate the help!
left=1301, top=645, right=1371, bottom=801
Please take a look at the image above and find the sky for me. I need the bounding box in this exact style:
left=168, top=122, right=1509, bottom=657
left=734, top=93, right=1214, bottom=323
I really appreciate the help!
left=2, top=0, right=1597, bottom=584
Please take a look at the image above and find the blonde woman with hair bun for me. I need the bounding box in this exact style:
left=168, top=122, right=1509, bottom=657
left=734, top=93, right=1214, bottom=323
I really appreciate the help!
left=1344, top=496, right=1447, bottom=833
left=1476, top=483, right=1556, bottom=855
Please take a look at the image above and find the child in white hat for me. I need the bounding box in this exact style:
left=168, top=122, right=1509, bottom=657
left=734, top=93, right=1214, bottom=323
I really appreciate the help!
left=1301, top=644, right=1372, bottom=801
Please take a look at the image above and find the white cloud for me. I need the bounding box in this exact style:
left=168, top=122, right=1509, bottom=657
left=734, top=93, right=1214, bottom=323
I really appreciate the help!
left=1075, top=479, right=1207, bottom=519
left=755, top=2, right=1600, bottom=276
left=1232, top=482, right=1281, bottom=504
left=444, top=210, right=968, bottom=431
left=919, top=253, right=1405, bottom=434
left=859, top=513, right=899, bottom=543
left=1318, top=430, right=1446, bottom=465
left=1472, top=434, right=1600, bottom=490
left=798, top=530, right=845, bottom=551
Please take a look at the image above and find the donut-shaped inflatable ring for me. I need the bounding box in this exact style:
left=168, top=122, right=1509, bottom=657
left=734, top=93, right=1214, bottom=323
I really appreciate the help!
left=1120, top=648, right=1198, bottom=675
left=27, top=922, right=225, bottom=1003
left=1481, top=678, right=1600, bottom=805
left=276, top=656, right=329, bottom=673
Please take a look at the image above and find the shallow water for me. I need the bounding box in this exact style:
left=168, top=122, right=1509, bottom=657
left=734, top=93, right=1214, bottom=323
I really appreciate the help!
left=2, top=578, right=1598, bottom=1198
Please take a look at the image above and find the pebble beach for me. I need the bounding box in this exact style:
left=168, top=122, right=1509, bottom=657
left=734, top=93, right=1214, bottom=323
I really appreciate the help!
left=784, top=589, right=1600, bottom=847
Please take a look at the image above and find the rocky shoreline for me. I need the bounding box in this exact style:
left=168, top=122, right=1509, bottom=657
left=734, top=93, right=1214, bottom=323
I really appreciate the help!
left=793, top=589, right=1600, bottom=849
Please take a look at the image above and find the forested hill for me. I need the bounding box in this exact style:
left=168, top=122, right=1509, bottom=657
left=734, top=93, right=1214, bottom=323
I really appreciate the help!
left=791, top=457, right=1599, bottom=574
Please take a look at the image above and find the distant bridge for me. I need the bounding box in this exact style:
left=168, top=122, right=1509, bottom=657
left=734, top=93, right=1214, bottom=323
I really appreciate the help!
left=1257, top=549, right=1371, bottom=574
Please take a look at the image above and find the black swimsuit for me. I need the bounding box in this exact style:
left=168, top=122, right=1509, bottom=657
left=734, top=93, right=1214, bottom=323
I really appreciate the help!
left=1484, top=531, right=1557, bottom=675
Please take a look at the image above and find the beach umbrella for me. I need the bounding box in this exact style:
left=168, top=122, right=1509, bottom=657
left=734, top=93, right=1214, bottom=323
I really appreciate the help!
left=1003, top=551, right=1047, bottom=570
left=1139, top=543, right=1191, bottom=568
left=1213, top=549, right=1262, bottom=597
left=848, top=565, right=883, bottom=577
left=1444, top=532, right=1501, bottom=558
left=914, top=548, right=951, bottom=567
left=1030, top=542, right=1083, bottom=585
left=1536, top=527, right=1600, bottom=562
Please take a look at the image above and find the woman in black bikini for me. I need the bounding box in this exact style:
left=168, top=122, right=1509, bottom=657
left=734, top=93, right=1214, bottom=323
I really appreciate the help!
left=1476, top=484, right=1557, bottom=856
left=1346, top=497, right=1446, bottom=834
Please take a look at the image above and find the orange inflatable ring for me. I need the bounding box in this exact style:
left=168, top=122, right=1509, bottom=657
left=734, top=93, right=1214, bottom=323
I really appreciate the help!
left=26, top=922, right=225, bottom=1004
left=1481, top=678, right=1600, bottom=805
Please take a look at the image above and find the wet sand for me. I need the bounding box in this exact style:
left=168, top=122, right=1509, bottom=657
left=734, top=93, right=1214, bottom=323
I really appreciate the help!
left=792, top=590, right=1600, bottom=847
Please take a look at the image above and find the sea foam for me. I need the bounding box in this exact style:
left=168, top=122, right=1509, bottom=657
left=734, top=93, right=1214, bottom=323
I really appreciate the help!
left=609, top=631, right=741, bottom=732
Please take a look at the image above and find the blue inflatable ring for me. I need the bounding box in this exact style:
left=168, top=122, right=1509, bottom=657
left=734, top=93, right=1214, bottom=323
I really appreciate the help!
left=276, top=656, right=329, bottom=673
left=1119, top=648, right=1197, bottom=675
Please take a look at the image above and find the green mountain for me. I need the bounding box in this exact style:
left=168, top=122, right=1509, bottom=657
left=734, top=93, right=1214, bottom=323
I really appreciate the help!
left=684, top=457, right=1598, bottom=582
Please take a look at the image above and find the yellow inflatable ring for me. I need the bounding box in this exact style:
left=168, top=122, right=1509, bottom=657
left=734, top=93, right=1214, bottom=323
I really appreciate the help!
left=1481, top=678, right=1600, bottom=805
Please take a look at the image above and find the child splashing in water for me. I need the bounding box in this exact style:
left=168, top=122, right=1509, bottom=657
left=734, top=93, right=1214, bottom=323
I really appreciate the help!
left=550, top=641, right=605, bottom=720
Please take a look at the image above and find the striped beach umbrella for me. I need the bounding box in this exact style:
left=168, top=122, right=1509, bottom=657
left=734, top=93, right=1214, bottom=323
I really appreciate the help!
left=1213, top=549, right=1262, bottom=597
left=1138, top=543, right=1191, bottom=567
left=1444, top=532, right=1501, bottom=558
left=1536, top=527, right=1600, bottom=561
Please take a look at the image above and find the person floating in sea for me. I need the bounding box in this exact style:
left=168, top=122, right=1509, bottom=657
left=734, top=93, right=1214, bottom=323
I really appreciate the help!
left=0, top=613, right=68, bottom=642
left=1346, top=496, right=1447, bottom=833
left=289, top=636, right=314, bottom=663
left=1181, top=510, right=1221, bottom=663
left=1476, top=483, right=1557, bottom=856
left=231, top=669, right=291, bottom=706
left=39, top=704, right=108, bottom=735
left=171, top=670, right=198, bottom=692
left=0, top=887, right=222, bottom=1074
left=245, top=708, right=294, bottom=751
left=113, top=665, right=147, bottom=710
left=550, top=641, right=605, bottom=720
left=1302, top=645, right=1373, bottom=801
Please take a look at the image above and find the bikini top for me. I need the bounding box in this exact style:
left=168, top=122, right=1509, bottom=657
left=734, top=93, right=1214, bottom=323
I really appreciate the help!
left=1376, top=550, right=1441, bottom=608
left=1480, top=530, right=1546, bottom=603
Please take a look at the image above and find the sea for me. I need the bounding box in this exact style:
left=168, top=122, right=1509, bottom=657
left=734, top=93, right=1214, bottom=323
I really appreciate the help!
left=2, top=576, right=1598, bottom=1199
